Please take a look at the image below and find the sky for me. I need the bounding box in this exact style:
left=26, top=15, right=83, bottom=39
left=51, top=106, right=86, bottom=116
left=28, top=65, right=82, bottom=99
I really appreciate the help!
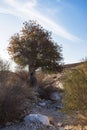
left=0, top=0, right=87, bottom=69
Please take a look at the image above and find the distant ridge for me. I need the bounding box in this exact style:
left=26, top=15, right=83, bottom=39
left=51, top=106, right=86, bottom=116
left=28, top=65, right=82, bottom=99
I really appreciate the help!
left=64, top=61, right=86, bottom=69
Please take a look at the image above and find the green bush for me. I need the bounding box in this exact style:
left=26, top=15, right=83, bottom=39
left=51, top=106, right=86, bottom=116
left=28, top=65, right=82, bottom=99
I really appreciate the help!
left=63, top=62, right=87, bottom=123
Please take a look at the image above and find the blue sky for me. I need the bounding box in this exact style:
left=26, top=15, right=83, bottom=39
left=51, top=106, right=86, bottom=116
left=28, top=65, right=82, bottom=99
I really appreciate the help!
left=0, top=0, right=87, bottom=68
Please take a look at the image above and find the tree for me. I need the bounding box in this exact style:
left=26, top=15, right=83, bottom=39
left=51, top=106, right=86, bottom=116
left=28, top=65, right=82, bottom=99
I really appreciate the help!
left=8, top=20, right=63, bottom=84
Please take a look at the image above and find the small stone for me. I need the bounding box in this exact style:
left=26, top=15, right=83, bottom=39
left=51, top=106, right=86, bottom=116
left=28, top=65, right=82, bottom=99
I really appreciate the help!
left=39, top=102, right=46, bottom=107
left=50, top=92, right=61, bottom=101
left=57, top=122, right=62, bottom=127
left=24, top=114, right=50, bottom=126
left=5, top=122, right=12, bottom=126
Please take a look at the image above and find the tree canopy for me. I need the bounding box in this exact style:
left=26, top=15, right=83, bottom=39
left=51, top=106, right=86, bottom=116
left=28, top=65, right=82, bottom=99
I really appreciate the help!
left=8, top=20, right=63, bottom=73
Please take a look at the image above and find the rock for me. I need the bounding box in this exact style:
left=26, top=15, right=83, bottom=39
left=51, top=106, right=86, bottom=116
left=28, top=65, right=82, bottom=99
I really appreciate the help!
left=45, top=100, right=52, bottom=104
left=57, top=122, right=62, bottom=127
left=55, top=81, right=64, bottom=90
left=58, top=83, right=64, bottom=90
left=24, top=114, right=50, bottom=126
left=5, top=122, right=12, bottom=126
left=38, top=99, right=52, bottom=107
left=56, top=104, right=63, bottom=109
left=39, top=101, right=46, bottom=107
left=50, top=92, right=61, bottom=101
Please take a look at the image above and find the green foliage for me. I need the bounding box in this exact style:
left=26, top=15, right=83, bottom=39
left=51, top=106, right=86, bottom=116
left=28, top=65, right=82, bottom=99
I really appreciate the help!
left=0, top=58, right=10, bottom=71
left=63, top=62, right=87, bottom=119
left=8, top=20, right=63, bottom=72
left=0, top=59, right=10, bottom=86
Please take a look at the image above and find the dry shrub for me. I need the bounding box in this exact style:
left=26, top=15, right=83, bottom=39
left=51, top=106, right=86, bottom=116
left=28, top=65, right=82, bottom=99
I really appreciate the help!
left=36, top=70, right=46, bottom=85
left=0, top=77, right=38, bottom=125
left=16, top=70, right=28, bottom=81
left=62, top=61, right=87, bottom=124
left=0, top=71, right=27, bottom=125
left=0, top=70, right=37, bottom=125
left=15, top=65, right=28, bottom=81
left=0, top=85, right=25, bottom=125
left=36, top=71, right=62, bottom=99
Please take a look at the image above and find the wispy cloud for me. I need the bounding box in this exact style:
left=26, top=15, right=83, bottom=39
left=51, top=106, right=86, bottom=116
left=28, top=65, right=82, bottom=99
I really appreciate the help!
left=0, top=0, right=80, bottom=42
left=56, top=0, right=61, bottom=2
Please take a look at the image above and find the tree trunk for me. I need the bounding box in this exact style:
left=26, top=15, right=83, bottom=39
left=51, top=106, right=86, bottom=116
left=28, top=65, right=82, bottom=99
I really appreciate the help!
left=27, top=65, right=39, bottom=91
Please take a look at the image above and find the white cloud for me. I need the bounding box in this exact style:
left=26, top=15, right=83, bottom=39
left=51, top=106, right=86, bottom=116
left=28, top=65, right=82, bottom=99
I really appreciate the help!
left=5, top=0, right=37, bottom=8
left=24, top=0, right=37, bottom=8
left=0, top=0, right=80, bottom=42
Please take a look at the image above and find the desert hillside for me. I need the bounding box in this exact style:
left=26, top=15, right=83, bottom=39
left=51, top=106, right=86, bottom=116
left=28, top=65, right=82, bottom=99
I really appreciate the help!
left=0, top=61, right=87, bottom=130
